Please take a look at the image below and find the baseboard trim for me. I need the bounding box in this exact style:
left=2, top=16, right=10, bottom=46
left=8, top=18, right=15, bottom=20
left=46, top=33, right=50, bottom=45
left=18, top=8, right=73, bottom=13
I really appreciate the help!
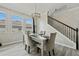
left=1, top=40, right=23, bottom=47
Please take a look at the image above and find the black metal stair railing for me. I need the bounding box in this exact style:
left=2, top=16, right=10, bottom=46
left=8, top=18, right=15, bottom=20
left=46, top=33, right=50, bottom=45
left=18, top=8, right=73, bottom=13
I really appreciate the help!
left=48, top=16, right=78, bottom=50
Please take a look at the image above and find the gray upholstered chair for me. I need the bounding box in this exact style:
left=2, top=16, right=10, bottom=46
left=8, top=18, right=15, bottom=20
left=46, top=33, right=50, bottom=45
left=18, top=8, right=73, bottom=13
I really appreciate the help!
left=24, top=31, right=36, bottom=53
left=46, top=33, right=56, bottom=56
left=36, top=32, right=57, bottom=56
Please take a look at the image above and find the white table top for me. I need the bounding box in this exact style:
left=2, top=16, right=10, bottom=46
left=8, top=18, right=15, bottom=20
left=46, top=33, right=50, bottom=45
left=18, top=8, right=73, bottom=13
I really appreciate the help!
left=30, top=33, right=47, bottom=43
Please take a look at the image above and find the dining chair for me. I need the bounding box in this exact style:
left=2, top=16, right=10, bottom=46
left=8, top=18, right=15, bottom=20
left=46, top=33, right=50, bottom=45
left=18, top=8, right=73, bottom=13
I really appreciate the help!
left=24, top=31, right=36, bottom=53
left=46, top=33, right=57, bottom=56
left=36, top=32, right=57, bottom=56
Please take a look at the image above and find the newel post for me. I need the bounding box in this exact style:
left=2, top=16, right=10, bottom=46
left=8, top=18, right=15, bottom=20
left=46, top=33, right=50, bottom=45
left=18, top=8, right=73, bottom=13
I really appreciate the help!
left=76, top=28, right=78, bottom=50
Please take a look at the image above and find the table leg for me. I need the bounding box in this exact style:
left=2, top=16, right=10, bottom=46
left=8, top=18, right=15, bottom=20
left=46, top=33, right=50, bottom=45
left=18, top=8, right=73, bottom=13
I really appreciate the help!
left=25, top=44, right=27, bottom=50
left=27, top=46, right=30, bottom=53
left=41, top=40, right=45, bottom=56
left=41, top=42, right=44, bottom=56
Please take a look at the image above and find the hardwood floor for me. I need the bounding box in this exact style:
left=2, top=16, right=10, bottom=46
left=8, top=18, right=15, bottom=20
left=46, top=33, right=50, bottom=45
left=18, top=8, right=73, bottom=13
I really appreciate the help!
left=0, top=42, right=79, bottom=56
left=55, top=44, right=79, bottom=56
left=0, top=42, right=30, bottom=56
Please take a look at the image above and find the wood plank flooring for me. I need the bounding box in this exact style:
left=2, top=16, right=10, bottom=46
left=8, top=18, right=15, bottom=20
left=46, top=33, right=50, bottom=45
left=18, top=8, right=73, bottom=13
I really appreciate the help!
left=0, top=42, right=79, bottom=56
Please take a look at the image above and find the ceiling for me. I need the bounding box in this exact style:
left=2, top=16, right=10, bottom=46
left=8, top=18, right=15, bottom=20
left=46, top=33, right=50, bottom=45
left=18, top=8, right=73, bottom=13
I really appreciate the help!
left=0, top=3, right=79, bottom=16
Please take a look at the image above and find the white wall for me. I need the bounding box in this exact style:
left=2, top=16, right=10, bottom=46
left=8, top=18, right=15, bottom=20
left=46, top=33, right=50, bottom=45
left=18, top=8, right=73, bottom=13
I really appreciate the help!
left=37, top=12, right=76, bottom=49
left=53, top=7, right=79, bottom=29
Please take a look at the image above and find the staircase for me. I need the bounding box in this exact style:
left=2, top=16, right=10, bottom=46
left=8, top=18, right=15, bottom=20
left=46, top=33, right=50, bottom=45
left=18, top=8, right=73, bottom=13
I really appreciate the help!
left=48, top=15, right=78, bottom=50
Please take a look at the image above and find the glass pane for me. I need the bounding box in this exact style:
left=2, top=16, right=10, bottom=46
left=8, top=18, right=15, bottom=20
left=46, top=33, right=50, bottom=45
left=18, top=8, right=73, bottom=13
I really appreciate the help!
left=11, top=16, right=22, bottom=21
left=0, top=12, right=6, bottom=20
left=25, top=18, right=33, bottom=24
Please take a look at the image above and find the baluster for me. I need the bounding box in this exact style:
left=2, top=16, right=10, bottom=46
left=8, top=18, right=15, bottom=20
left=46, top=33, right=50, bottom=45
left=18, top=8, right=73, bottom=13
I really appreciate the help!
left=64, top=25, right=66, bottom=36
left=73, top=30, right=76, bottom=42
left=67, top=27, right=69, bottom=38
left=69, top=28, right=71, bottom=39
left=63, top=25, right=66, bottom=35
left=76, top=28, right=78, bottom=50
left=71, top=29, right=72, bottom=40
left=65, top=26, right=67, bottom=36
left=62, top=24, right=64, bottom=35
left=66, top=26, right=68, bottom=38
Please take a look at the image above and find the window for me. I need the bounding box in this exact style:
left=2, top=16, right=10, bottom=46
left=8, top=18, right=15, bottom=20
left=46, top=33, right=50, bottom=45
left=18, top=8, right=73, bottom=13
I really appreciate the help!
left=11, top=16, right=22, bottom=22
left=0, top=12, right=6, bottom=20
left=0, top=11, right=6, bottom=32
left=11, top=16, right=22, bottom=32
left=25, top=18, right=33, bottom=32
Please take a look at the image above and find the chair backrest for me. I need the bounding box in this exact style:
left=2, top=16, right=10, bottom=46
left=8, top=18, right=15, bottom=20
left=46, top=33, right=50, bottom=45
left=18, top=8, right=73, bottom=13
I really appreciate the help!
left=24, top=31, right=32, bottom=45
left=47, top=32, right=57, bottom=51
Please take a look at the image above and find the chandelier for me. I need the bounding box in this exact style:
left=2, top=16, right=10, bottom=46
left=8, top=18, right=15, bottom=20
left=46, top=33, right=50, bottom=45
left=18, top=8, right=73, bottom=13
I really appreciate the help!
left=32, top=4, right=40, bottom=18
left=32, top=12, right=40, bottom=18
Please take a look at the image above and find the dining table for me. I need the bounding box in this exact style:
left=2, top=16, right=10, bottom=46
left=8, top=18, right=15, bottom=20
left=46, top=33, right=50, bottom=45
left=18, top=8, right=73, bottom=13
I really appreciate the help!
left=29, top=33, right=49, bottom=56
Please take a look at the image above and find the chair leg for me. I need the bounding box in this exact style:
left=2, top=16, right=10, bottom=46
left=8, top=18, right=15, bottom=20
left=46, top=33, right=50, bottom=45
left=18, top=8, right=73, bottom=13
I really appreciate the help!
left=25, top=45, right=27, bottom=50
left=28, top=46, right=30, bottom=53
left=37, top=47, right=40, bottom=53
left=49, top=51, right=51, bottom=56
left=52, top=49, right=55, bottom=56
